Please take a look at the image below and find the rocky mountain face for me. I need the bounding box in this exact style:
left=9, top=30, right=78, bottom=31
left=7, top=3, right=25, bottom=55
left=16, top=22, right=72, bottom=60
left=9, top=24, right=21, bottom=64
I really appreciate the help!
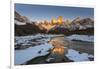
left=48, top=17, right=94, bottom=35
left=15, top=11, right=25, bottom=22
left=15, top=11, right=47, bottom=36
left=15, top=11, right=30, bottom=25
left=70, top=17, right=93, bottom=30
left=37, top=23, right=56, bottom=31
left=71, top=17, right=93, bottom=26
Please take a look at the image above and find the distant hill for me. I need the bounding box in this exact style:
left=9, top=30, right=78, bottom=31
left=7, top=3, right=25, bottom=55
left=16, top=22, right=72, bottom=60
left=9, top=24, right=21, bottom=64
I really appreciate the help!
left=15, top=23, right=47, bottom=36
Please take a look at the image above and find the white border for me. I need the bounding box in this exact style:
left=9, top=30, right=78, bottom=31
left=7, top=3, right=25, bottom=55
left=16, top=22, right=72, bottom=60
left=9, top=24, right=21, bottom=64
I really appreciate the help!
left=11, top=0, right=95, bottom=69
left=14, top=0, right=95, bottom=8
left=10, top=0, right=14, bottom=68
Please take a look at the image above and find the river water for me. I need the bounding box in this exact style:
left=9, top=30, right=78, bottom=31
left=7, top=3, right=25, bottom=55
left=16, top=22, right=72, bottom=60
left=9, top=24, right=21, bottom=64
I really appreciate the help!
left=69, top=41, right=94, bottom=54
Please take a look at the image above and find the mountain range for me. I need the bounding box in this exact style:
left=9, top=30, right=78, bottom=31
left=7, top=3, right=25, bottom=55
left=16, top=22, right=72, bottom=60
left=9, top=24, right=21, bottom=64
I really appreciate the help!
left=14, top=11, right=94, bottom=36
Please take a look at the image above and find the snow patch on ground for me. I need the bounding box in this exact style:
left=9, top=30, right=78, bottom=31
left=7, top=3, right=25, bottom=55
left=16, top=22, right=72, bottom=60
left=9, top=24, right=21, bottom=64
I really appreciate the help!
left=15, top=43, right=53, bottom=65
left=66, top=49, right=94, bottom=62
left=66, top=35, right=94, bottom=42
left=15, top=34, right=63, bottom=46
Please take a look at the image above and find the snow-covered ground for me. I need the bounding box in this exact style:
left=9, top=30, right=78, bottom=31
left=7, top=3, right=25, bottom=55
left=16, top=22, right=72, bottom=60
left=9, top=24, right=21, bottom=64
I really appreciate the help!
left=66, top=49, right=94, bottom=62
left=15, top=34, right=48, bottom=46
left=15, top=34, right=63, bottom=50
left=66, top=34, right=94, bottom=42
left=15, top=43, right=53, bottom=65
left=15, top=34, right=63, bottom=46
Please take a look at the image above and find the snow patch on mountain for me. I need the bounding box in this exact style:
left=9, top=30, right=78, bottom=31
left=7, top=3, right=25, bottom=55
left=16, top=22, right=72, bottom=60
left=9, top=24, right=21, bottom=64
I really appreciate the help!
left=15, top=20, right=26, bottom=25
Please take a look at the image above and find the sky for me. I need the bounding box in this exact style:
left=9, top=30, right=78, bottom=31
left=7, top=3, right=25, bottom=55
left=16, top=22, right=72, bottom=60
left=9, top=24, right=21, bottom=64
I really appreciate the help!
left=15, top=3, right=94, bottom=22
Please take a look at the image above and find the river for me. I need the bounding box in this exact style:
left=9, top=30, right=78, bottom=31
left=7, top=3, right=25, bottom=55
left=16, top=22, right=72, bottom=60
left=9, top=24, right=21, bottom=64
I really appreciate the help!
left=15, top=34, right=94, bottom=65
